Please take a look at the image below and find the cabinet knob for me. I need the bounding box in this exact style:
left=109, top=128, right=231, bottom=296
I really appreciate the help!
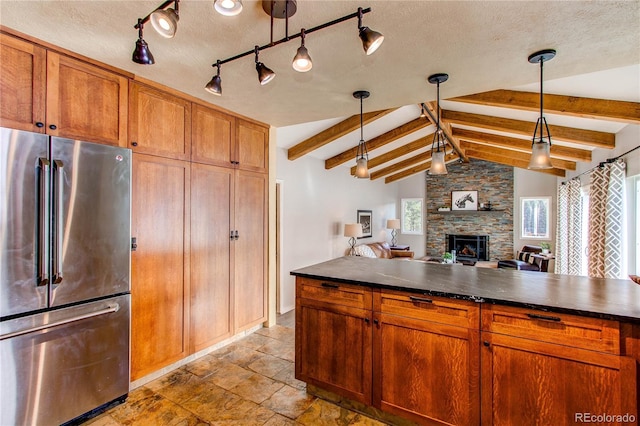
left=49, top=124, right=57, bottom=130
left=131, top=141, right=138, bottom=147
left=35, top=122, right=44, bottom=128
left=374, top=319, right=379, bottom=326
left=483, top=341, right=490, bottom=347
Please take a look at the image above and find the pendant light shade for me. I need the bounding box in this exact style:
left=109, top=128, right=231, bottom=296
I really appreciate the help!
left=205, top=61, right=222, bottom=96
left=357, top=7, right=384, bottom=55
left=427, top=73, right=449, bottom=175
left=214, top=0, right=243, bottom=16
left=150, top=7, right=179, bottom=38
left=527, top=49, right=556, bottom=170
left=292, top=29, right=312, bottom=72
left=254, top=46, right=275, bottom=85
left=132, top=20, right=155, bottom=65
left=353, top=90, right=370, bottom=179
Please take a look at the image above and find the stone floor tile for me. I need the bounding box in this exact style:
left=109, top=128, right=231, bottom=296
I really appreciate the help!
left=247, top=352, right=291, bottom=378
left=205, top=362, right=254, bottom=390
left=271, top=361, right=307, bottom=390
left=257, top=338, right=295, bottom=362
left=145, top=368, right=210, bottom=404
left=108, top=389, right=207, bottom=425
left=235, top=332, right=273, bottom=351
left=82, top=413, right=122, bottom=426
left=349, top=414, right=391, bottom=425
left=255, top=324, right=295, bottom=341
left=296, top=399, right=359, bottom=426
left=261, top=384, right=315, bottom=420
left=212, top=343, right=264, bottom=367
left=183, top=387, right=275, bottom=425
left=229, top=373, right=285, bottom=404
left=263, top=413, right=297, bottom=426
left=184, top=354, right=228, bottom=378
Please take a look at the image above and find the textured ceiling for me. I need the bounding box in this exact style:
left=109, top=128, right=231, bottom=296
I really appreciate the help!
left=1, top=1, right=639, bottom=128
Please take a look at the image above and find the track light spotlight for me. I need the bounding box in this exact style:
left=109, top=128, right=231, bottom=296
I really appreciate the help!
left=214, top=0, right=243, bottom=16
left=292, top=28, right=313, bottom=72
left=205, top=60, right=222, bottom=96
left=255, top=46, right=275, bottom=85
left=150, top=1, right=180, bottom=38
left=357, top=7, right=384, bottom=55
left=132, top=19, right=155, bottom=65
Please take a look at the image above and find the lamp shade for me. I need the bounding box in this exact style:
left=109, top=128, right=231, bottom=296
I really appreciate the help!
left=355, top=157, right=369, bottom=178
left=292, top=46, right=313, bottom=72
left=429, top=150, right=448, bottom=175
left=132, top=38, right=155, bottom=65
left=150, top=8, right=179, bottom=38
left=205, top=74, right=222, bottom=96
left=528, top=140, right=553, bottom=169
left=386, top=219, right=400, bottom=230
left=359, top=26, right=384, bottom=55
left=344, top=223, right=363, bottom=238
left=214, top=0, right=243, bottom=16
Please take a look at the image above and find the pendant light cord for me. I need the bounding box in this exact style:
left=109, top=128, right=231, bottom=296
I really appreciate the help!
left=360, top=95, right=364, bottom=142
left=539, top=58, right=544, bottom=141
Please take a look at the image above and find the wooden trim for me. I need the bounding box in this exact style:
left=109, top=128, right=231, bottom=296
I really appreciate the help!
left=370, top=150, right=433, bottom=180
left=451, top=89, right=640, bottom=124
left=460, top=141, right=576, bottom=170
left=350, top=134, right=433, bottom=175
left=465, top=148, right=566, bottom=177
left=384, top=152, right=459, bottom=183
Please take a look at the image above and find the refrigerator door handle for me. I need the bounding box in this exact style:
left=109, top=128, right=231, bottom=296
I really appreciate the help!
left=0, top=303, right=120, bottom=340
left=37, top=157, right=50, bottom=286
left=52, top=159, right=64, bottom=284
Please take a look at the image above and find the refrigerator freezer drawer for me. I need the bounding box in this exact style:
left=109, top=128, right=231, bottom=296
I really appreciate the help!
left=0, top=294, right=130, bottom=425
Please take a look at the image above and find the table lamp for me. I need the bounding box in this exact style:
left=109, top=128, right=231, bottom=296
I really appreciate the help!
left=344, top=223, right=363, bottom=256
left=386, top=219, right=400, bottom=247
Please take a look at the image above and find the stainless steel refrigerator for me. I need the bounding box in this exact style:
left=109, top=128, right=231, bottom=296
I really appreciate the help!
left=0, top=127, right=131, bottom=425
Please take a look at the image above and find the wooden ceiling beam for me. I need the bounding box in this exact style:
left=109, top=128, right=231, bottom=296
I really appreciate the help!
left=450, top=89, right=640, bottom=124
left=349, top=134, right=433, bottom=175
left=464, top=149, right=565, bottom=177
left=384, top=153, right=460, bottom=184
left=423, top=102, right=469, bottom=162
left=452, top=128, right=592, bottom=162
left=370, top=150, right=433, bottom=180
left=287, top=108, right=395, bottom=160
left=442, top=109, right=615, bottom=148
left=325, top=117, right=429, bottom=169
left=460, top=141, right=576, bottom=170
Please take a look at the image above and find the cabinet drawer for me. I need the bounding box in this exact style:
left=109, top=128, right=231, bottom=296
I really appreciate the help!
left=482, top=304, right=620, bottom=354
left=296, top=277, right=371, bottom=310
left=374, top=289, right=479, bottom=329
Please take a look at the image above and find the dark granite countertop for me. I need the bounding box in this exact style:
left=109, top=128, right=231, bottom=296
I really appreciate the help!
left=290, top=257, right=640, bottom=323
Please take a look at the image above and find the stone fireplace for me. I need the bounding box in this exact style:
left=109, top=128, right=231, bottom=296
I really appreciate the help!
left=447, top=234, right=489, bottom=262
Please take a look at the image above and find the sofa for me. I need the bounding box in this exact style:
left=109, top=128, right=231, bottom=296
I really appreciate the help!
left=351, top=242, right=414, bottom=259
left=497, top=245, right=552, bottom=272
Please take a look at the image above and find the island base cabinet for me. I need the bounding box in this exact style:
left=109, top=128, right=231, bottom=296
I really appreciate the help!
left=374, top=313, right=480, bottom=425
left=481, top=333, right=638, bottom=425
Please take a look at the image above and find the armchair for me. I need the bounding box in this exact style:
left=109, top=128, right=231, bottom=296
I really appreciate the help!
left=497, top=245, right=552, bottom=272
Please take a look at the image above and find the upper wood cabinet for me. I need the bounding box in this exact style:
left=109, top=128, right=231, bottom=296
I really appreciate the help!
left=237, top=119, right=268, bottom=173
left=0, top=34, right=128, bottom=146
left=46, top=52, right=128, bottom=146
left=129, top=82, right=191, bottom=160
left=192, top=104, right=235, bottom=167
left=0, top=33, right=46, bottom=132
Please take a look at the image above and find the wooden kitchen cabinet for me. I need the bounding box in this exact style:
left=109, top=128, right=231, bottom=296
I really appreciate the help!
left=296, top=278, right=373, bottom=404
left=237, top=119, right=268, bottom=173
left=131, top=154, right=190, bottom=380
left=190, top=163, right=233, bottom=351
left=481, top=305, right=637, bottom=425
left=0, top=33, right=128, bottom=146
left=129, top=81, right=191, bottom=160
left=373, top=290, right=481, bottom=425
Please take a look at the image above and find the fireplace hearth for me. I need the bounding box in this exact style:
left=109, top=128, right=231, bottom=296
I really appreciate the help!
left=447, top=234, right=489, bottom=262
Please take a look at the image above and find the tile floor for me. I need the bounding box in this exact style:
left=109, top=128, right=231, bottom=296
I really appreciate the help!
left=85, top=311, right=388, bottom=425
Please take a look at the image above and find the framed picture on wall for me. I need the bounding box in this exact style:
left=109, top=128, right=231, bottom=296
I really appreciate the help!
left=357, top=210, right=373, bottom=238
left=451, top=190, right=478, bottom=211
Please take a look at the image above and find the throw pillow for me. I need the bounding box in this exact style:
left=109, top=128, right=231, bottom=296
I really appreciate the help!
left=354, top=244, right=376, bottom=258
left=518, top=251, right=530, bottom=262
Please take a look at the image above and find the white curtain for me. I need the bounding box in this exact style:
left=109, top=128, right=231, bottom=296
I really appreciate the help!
left=588, top=159, right=626, bottom=278
left=555, top=179, right=582, bottom=275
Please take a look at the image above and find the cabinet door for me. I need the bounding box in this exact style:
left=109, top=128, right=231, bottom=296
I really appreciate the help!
left=0, top=34, right=46, bottom=132
left=190, top=163, right=233, bottom=351
left=373, top=312, right=480, bottom=425
left=296, top=300, right=373, bottom=405
left=131, top=154, right=190, bottom=380
left=233, top=170, right=267, bottom=331
left=236, top=119, right=268, bottom=173
left=192, top=104, right=235, bottom=167
left=46, top=52, right=128, bottom=146
left=481, top=332, right=637, bottom=425
left=129, top=82, right=191, bottom=160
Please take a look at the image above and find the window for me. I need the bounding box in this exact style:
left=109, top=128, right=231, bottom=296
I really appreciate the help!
left=520, top=197, right=550, bottom=239
left=401, top=198, right=423, bottom=235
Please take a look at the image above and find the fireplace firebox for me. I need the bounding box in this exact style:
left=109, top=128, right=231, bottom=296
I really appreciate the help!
left=447, top=234, right=489, bottom=262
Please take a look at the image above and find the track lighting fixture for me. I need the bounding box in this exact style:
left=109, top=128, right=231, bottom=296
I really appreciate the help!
left=528, top=49, right=556, bottom=170
left=353, top=90, right=370, bottom=179
left=132, top=19, right=155, bottom=65
left=292, top=28, right=313, bottom=72
left=205, top=60, right=222, bottom=96
left=255, top=46, right=276, bottom=85
left=427, top=73, right=450, bottom=175
left=213, top=0, right=243, bottom=16
left=357, top=7, right=384, bottom=55
left=150, top=0, right=179, bottom=38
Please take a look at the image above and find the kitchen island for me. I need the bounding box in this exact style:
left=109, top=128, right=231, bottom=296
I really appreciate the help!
left=291, top=256, right=640, bottom=425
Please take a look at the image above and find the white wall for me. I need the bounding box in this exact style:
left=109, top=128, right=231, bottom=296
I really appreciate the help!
left=276, top=147, right=399, bottom=314
left=397, top=173, right=427, bottom=258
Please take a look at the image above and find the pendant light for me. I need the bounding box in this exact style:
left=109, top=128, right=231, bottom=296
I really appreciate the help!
left=353, top=90, right=370, bottom=179
left=150, top=0, right=180, bottom=38
left=132, top=19, right=155, bottom=65
left=292, top=28, right=313, bottom=72
left=214, top=0, right=243, bottom=16
left=254, top=46, right=275, bottom=85
left=205, top=60, right=222, bottom=96
left=357, top=7, right=384, bottom=55
left=427, top=73, right=449, bottom=175
left=528, top=49, right=556, bottom=170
